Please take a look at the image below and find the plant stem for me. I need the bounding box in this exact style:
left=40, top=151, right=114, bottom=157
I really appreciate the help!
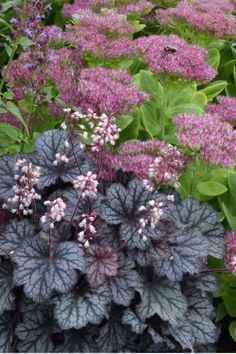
left=159, top=106, right=165, bottom=139
left=191, top=154, right=200, bottom=196
left=0, top=39, right=19, bottom=93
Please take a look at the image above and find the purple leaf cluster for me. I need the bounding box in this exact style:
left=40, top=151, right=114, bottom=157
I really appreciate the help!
left=0, top=129, right=224, bottom=352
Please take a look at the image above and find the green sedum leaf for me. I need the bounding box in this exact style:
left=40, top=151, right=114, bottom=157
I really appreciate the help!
left=229, top=320, right=236, bottom=342
left=197, top=181, right=227, bottom=196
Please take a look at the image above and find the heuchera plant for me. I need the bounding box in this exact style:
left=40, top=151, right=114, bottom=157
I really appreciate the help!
left=0, top=127, right=224, bottom=352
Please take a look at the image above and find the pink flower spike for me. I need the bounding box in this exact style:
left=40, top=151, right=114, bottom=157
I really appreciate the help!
left=73, top=172, right=98, bottom=199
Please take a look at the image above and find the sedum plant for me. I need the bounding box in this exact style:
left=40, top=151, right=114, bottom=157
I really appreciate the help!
left=0, top=128, right=224, bottom=352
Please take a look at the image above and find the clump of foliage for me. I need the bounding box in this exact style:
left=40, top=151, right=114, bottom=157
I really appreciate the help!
left=0, top=128, right=224, bottom=352
left=1, top=0, right=236, bottom=348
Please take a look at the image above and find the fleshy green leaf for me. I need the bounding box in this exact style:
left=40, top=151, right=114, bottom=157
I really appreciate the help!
left=228, top=171, right=236, bottom=204
left=229, top=320, right=236, bottom=342
left=200, top=80, right=228, bottom=101
left=13, top=238, right=86, bottom=302
left=223, top=289, right=236, bottom=317
left=4, top=101, right=29, bottom=134
left=54, top=284, right=111, bottom=330
left=19, top=36, right=34, bottom=47
left=136, top=277, right=187, bottom=324
left=197, top=181, right=227, bottom=196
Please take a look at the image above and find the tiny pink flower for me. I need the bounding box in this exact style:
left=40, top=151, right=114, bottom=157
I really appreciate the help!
left=73, top=171, right=98, bottom=198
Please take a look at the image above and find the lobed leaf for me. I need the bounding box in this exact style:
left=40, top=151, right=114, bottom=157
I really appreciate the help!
left=136, top=277, right=187, bottom=324
left=122, top=309, right=147, bottom=334
left=0, top=312, right=14, bottom=352
left=0, top=261, right=15, bottom=315
left=32, top=130, right=89, bottom=189
left=54, top=284, right=111, bottom=330
left=109, top=254, right=139, bottom=306
left=97, top=320, right=129, bottom=352
left=16, top=307, right=59, bottom=353
left=54, top=327, right=99, bottom=353
left=0, top=219, right=35, bottom=256
left=13, top=237, right=86, bottom=302
left=86, top=244, right=118, bottom=288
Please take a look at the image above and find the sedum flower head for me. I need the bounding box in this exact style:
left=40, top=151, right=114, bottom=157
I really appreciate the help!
left=156, top=0, right=236, bottom=38
left=94, top=139, right=187, bottom=186
left=173, top=113, right=236, bottom=167
left=135, top=34, right=217, bottom=82
left=77, top=67, right=149, bottom=115
left=206, top=95, right=236, bottom=122
left=63, top=7, right=137, bottom=59
left=225, top=231, right=236, bottom=274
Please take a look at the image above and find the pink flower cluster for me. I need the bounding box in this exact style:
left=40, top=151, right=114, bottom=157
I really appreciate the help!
left=76, top=211, right=97, bottom=248
left=173, top=113, right=236, bottom=166
left=156, top=0, right=236, bottom=37
left=225, top=231, right=236, bottom=274
left=63, top=8, right=137, bottom=59
left=72, top=8, right=134, bottom=34
left=135, top=35, right=217, bottom=82
left=118, top=0, right=154, bottom=15
left=206, top=96, right=236, bottom=122
left=41, top=197, right=66, bottom=229
left=77, top=67, right=149, bottom=115
left=86, top=109, right=121, bottom=152
left=63, top=0, right=90, bottom=15
left=73, top=171, right=98, bottom=199
left=2, top=159, right=41, bottom=215
left=63, top=0, right=152, bottom=17
left=137, top=200, right=164, bottom=238
left=94, top=138, right=187, bottom=186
